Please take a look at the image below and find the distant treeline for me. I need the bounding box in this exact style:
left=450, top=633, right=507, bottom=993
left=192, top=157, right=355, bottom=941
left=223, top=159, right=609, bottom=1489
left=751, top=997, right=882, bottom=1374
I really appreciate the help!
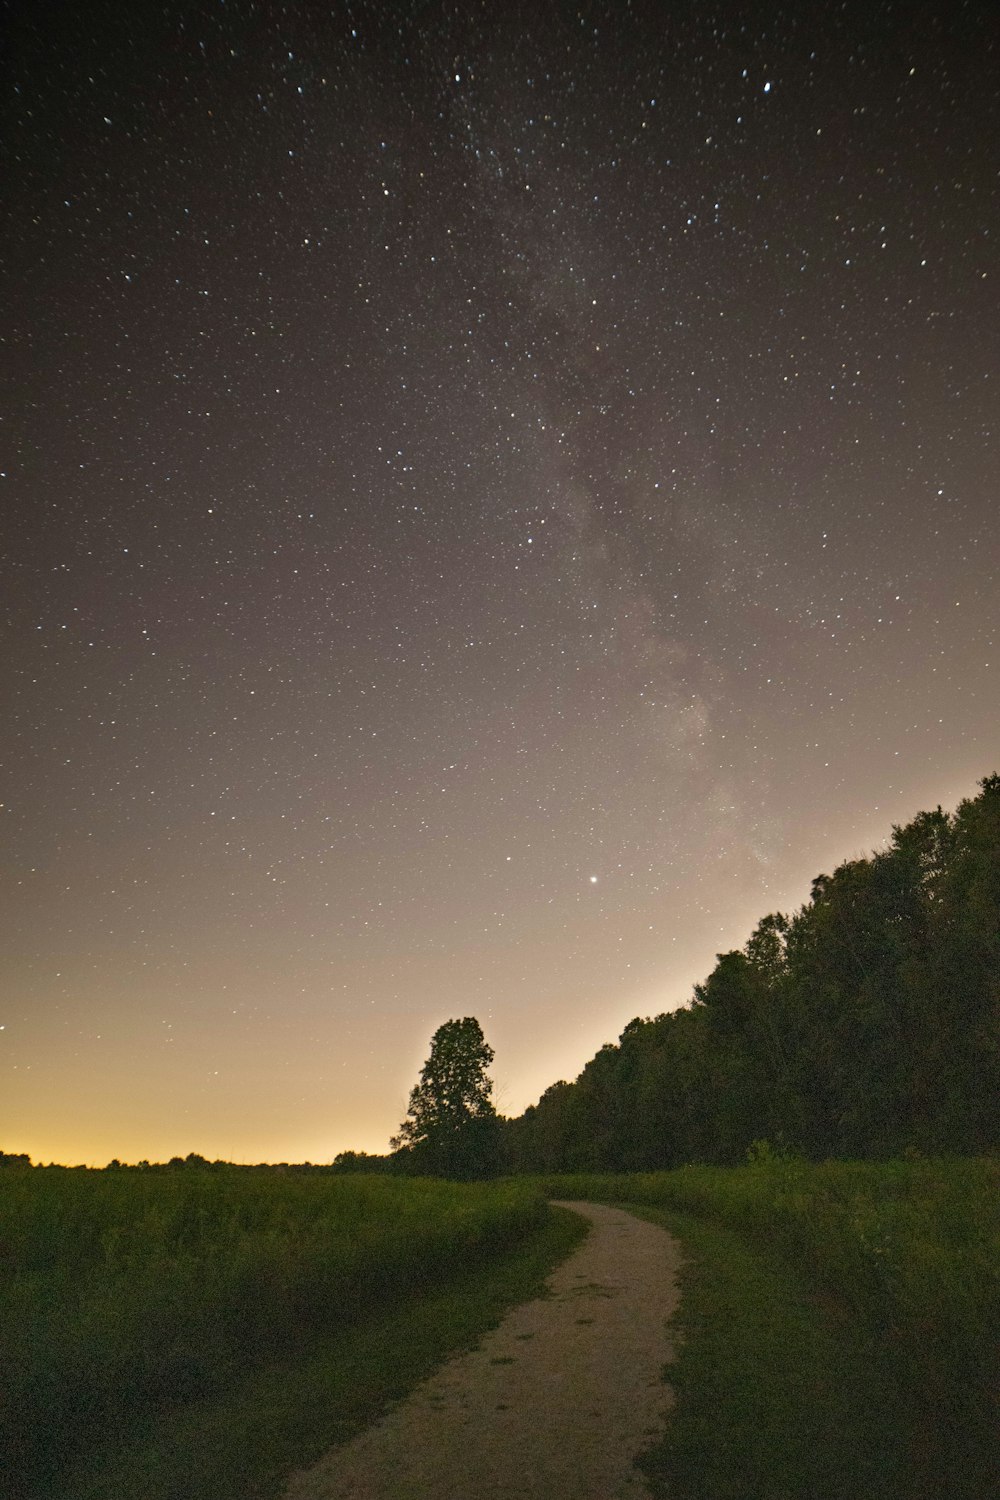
left=0, top=1152, right=354, bottom=1173
left=504, top=775, right=999, bottom=1171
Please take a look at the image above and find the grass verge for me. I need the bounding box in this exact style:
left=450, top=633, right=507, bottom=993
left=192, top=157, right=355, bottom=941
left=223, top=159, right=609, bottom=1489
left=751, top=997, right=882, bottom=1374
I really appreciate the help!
left=533, top=1162, right=998, bottom=1500
left=55, top=1204, right=586, bottom=1500
left=628, top=1204, right=911, bottom=1500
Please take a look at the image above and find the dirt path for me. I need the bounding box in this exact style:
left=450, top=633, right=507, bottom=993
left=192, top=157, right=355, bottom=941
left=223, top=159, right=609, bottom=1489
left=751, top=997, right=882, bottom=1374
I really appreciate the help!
left=283, top=1201, right=682, bottom=1500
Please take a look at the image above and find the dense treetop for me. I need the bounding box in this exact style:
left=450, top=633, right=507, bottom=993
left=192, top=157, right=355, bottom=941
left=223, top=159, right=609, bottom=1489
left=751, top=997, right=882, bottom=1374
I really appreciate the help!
left=504, top=775, right=999, bottom=1171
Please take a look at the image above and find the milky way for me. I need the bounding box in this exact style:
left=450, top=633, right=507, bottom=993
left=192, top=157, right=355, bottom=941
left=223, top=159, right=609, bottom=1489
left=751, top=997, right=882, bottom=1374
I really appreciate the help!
left=4, top=1, right=997, bottom=1163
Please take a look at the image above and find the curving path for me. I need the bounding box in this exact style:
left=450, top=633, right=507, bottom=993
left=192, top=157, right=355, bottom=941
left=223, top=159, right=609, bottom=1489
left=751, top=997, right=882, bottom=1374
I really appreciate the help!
left=283, top=1201, right=682, bottom=1500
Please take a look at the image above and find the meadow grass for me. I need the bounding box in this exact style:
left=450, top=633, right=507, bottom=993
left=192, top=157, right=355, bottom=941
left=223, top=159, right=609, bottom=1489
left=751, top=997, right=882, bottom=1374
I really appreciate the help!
left=535, top=1157, right=1000, bottom=1499
left=5, top=1158, right=995, bottom=1498
left=60, top=1203, right=586, bottom=1500
left=0, top=1167, right=570, bottom=1499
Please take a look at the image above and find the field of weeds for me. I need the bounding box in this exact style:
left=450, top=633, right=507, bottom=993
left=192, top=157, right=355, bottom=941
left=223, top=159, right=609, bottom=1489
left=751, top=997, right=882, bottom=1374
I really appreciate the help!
left=0, top=1166, right=547, bottom=1498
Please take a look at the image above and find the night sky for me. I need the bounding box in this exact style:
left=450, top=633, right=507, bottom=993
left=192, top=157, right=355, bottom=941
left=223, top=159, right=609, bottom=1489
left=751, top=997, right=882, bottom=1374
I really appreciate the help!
left=4, top=1, right=997, bottom=1166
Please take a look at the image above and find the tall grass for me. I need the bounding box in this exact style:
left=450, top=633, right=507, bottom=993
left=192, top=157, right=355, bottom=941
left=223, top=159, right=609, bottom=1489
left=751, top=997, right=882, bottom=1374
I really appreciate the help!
left=0, top=1166, right=546, bottom=1498
left=538, top=1156, right=1000, bottom=1497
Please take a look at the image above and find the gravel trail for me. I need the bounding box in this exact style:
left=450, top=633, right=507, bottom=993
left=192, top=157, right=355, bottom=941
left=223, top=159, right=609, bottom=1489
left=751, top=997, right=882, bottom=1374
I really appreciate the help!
left=282, top=1200, right=682, bottom=1500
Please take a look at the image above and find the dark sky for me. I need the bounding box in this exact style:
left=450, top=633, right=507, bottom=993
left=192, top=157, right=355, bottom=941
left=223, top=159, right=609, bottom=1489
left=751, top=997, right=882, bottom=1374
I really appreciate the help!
left=3, top=0, right=997, bottom=1165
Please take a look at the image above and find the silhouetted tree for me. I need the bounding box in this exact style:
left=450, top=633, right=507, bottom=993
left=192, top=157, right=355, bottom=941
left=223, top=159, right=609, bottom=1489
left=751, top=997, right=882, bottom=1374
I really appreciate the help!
left=331, top=1150, right=392, bottom=1173
left=392, top=1017, right=500, bottom=1178
left=500, top=773, right=1000, bottom=1170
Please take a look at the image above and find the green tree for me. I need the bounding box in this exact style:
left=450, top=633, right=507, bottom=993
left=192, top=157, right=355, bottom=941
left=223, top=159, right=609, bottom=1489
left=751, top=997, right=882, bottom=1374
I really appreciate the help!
left=499, top=773, right=999, bottom=1169
left=391, top=1017, right=499, bottom=1178
left=331, top=1149, right=391, bottom=1174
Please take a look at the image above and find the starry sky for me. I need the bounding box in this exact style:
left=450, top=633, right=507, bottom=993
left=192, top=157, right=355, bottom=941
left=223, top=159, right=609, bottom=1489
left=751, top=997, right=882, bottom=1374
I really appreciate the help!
left=3, top=0, right=997, bottom=1166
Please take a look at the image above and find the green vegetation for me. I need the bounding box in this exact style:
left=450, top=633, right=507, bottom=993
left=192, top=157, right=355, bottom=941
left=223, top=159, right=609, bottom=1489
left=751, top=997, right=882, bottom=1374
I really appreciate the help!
left=538, top=1157, right=1000, bottom=1499
left=506, top=775, right=1000, bottom=1169
left=71, top=1204, right=585, bottom=1500
left=391, top=1015, right=501, bottom=1178
left=0, top=1166, right=575, bottom=1500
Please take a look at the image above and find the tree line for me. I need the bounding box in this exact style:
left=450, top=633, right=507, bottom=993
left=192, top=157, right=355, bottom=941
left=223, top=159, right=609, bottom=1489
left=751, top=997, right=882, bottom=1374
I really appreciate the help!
left=504, top=774, right=999, bottom=1170
left=384, top=775, right=999, bottom=1178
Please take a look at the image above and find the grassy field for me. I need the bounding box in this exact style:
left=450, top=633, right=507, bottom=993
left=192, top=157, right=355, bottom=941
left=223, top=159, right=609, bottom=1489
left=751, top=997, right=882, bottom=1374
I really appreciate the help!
left=0, top=1166, right=582, bottom=1500
left=4, top=1157, right=995, bottom=1500
left=536, top=1156, right=1000, bottom=1500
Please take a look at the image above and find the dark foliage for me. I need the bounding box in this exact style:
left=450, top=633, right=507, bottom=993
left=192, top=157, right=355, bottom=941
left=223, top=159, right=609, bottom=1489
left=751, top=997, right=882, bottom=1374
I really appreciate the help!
left=505, top=775, right=1000, bottom=1170
left=330, top=1150, right=394, bottom=1174
left=392, top=1018, right=501, bottom=1179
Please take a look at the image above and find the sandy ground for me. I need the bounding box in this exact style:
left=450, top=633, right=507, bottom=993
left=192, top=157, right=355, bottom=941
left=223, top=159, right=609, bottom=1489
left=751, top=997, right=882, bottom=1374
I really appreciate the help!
left=282, top=1201, right=682, bottom=1500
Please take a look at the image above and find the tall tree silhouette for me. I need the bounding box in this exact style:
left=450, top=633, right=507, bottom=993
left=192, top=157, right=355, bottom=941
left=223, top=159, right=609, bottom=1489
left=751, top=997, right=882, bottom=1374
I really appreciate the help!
left=392, top=1017, right=499, bottom=1178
